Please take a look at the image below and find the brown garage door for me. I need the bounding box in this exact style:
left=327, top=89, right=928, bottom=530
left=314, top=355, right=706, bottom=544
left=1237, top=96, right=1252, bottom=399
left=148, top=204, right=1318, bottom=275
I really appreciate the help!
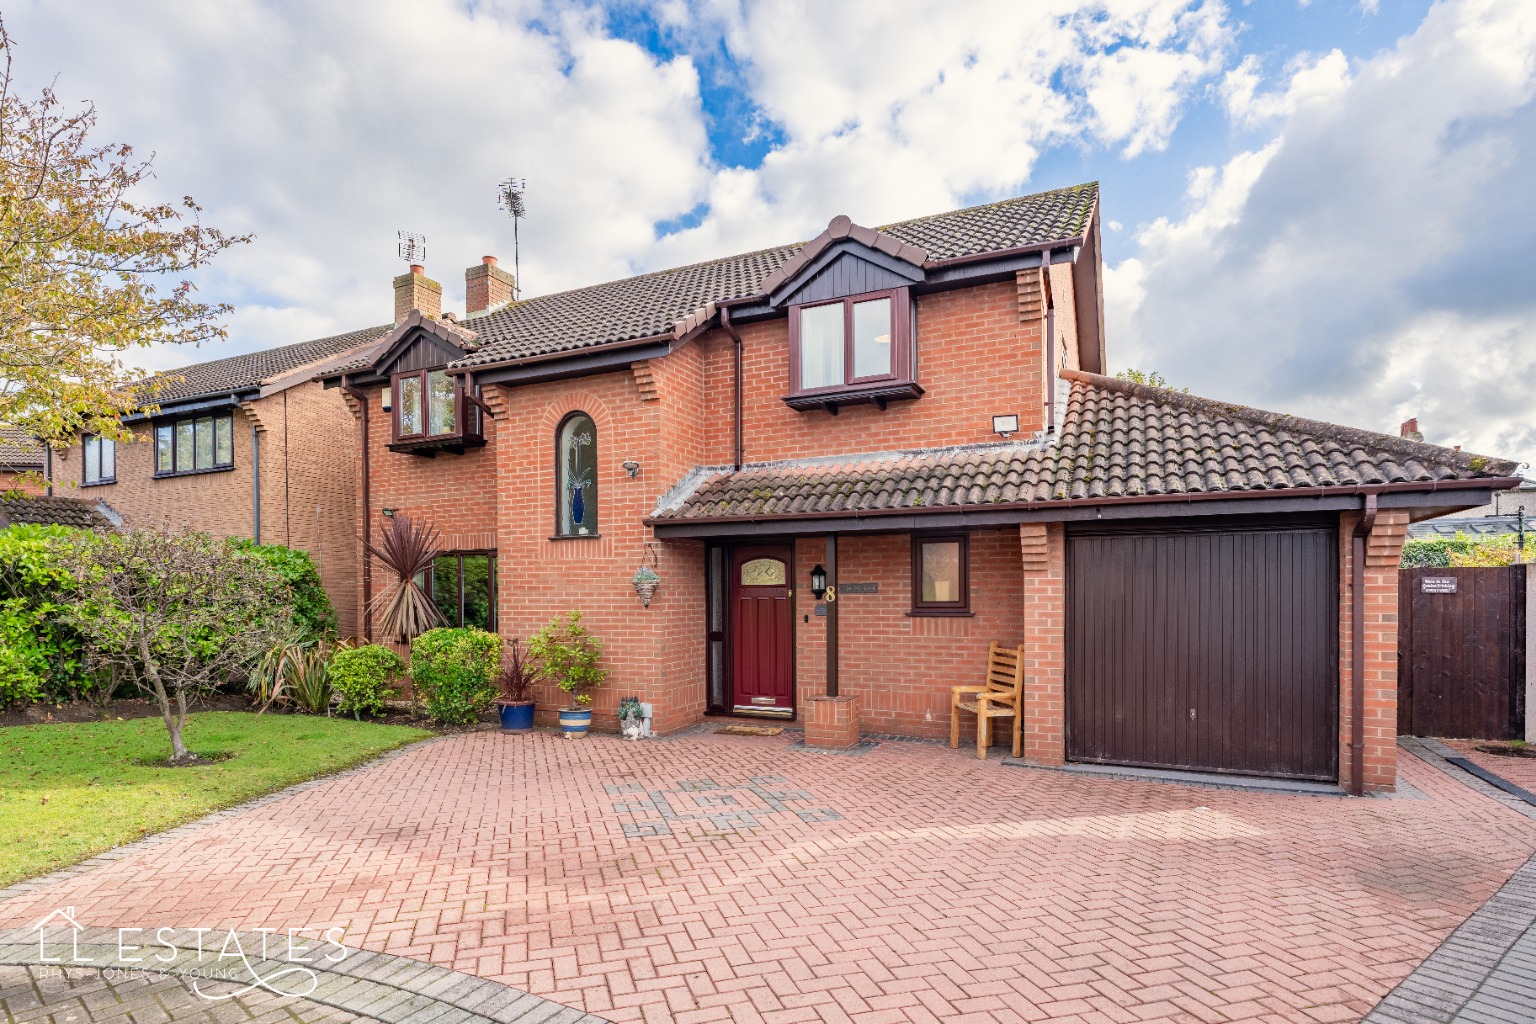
left=1067, top=519, right=1339, bottom=781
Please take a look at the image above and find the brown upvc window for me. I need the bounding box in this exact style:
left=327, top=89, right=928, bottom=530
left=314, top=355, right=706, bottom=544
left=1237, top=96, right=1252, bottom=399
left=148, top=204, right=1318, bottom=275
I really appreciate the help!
left=430, top=551, right=497, bottom=630
left=153, top=413, right=234, bottom=477
left=786, top=287, right=918, bottom=410
left=393, top=368, right=462, bottom=440
left=911, top=534, right=970, bottom=616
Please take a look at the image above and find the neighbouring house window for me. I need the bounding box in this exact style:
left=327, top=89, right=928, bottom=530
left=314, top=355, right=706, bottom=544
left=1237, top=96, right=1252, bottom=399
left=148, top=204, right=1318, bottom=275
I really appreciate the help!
left=788, top=287, right=914, bottom=401
left=153, top=412, right=234, bottom=476
left=556, top=412, right=597, bottom=536
left=82, top=435, right=115, bottom=484
left=394, top=368, right=463, bottom=440
left=431, top=552, right=496, bottom=630
left=911, top=534, right=969, bottom=614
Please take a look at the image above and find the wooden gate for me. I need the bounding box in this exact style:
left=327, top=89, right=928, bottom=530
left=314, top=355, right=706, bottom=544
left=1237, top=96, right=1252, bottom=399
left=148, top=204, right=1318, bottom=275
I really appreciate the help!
left=1398, top=565, right=1527, bottom=738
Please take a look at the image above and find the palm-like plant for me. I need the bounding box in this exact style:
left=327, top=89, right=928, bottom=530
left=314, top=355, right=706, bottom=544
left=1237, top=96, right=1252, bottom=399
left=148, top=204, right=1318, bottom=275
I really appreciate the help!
left=365, top=513, right=446, bottom=641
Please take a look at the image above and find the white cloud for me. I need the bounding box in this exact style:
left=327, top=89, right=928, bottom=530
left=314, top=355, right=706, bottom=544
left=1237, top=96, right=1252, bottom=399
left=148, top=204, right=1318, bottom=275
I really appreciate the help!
left=1108, top=0, right=1536, bottom=469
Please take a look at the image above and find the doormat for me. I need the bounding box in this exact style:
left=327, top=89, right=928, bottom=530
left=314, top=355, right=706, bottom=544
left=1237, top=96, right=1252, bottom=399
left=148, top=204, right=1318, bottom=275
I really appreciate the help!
left=715, top=725, right=785, bottom=736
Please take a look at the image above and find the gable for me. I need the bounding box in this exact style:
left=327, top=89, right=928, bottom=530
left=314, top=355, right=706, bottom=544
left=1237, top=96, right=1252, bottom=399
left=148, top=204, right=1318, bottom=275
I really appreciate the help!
left=375, top=324, right=473, bottom=378
left=769, top=240, right=925, bottom=308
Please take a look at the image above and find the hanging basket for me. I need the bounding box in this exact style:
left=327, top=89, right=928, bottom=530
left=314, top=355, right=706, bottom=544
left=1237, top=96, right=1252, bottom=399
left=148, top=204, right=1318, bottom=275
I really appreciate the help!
left=631, top=566, right=661, bottom=607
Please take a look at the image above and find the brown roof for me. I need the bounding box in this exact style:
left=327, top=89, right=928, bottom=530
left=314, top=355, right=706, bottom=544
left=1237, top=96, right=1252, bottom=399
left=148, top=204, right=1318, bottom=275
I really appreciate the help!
left=0, top=427, right=43, bottom=469
left=0, top=494, right=116, bottom=530
left=139, top=325, right=391, bottom=405
left=650, top=371, right=1520, bottom=523
left=452, top=183, right=1099, bottom=369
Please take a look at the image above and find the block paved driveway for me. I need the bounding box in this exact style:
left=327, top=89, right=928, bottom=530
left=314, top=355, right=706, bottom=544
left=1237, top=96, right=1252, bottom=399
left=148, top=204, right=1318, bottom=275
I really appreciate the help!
left=3, top=730, right=1535, bottom=1024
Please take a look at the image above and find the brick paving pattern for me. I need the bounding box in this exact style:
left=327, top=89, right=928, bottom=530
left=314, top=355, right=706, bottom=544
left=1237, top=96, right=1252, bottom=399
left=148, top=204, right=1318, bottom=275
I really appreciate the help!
left=0, top=965, right=376, bottom=1024
left=3, top=731, right=1535, bottom=1023
left=1440, top=738, right=1536, bottom=795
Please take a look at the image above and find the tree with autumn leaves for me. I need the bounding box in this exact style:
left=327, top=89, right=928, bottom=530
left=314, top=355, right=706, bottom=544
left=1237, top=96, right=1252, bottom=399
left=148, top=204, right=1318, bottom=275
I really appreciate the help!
left=0, top=20, right=246, bottom=472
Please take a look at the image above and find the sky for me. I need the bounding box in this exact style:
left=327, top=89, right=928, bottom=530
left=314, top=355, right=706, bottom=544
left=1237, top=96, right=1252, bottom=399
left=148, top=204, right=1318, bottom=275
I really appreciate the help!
left=7, top=0, right=1535, bottom=470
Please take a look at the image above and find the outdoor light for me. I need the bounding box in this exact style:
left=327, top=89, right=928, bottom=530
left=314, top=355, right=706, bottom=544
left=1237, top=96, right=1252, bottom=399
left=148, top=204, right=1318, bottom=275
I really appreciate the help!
left=381, top=507, right=396, bottom=518
left=623, top=459, right=641, bottom=478
left=992, top=414, right=1020, bottom=438
left=809, top=564, right=828, bottom=600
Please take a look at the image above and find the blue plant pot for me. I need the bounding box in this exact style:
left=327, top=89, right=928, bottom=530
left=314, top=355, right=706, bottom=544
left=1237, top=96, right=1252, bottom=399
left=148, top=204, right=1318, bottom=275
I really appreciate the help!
left=558, top=707, right=593, bottom=737
left=497, top=701, right=535, bottom=733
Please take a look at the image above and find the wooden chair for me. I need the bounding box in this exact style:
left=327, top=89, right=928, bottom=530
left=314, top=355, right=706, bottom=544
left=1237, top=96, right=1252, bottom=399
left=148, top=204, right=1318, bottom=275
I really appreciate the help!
left=950, top=642, right=1025, bottom=759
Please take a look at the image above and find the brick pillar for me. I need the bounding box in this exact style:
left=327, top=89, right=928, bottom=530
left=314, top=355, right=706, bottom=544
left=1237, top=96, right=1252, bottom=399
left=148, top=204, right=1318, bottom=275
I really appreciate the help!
left=803, top=695, right=860, bottom=749
left=1340, top=509, right=1410, bottom=794
left=1020, top=522, right=1066, bottom=765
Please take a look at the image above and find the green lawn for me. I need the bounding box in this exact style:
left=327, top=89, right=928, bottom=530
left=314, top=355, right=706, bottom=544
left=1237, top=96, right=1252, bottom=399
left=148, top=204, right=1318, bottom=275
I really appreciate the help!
left=0, top=712, right=431, bottom=887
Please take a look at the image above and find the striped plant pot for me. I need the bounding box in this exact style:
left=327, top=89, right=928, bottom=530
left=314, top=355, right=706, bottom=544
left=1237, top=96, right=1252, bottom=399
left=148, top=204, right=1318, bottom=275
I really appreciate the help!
left=558, top=707, right=593, bottom=737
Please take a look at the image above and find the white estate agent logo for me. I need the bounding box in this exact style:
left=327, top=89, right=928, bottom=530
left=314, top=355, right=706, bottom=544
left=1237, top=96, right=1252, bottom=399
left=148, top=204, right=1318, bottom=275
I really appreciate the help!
left=33, top=907, right=349, bottom=1000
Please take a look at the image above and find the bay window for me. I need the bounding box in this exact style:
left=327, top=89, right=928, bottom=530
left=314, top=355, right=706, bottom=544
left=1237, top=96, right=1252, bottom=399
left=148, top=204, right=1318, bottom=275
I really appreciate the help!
left=786, top=287, right=917, bottom=410
left=391, top=367, right=483, bottom=452
left=154, top=413, right=234, bottom=477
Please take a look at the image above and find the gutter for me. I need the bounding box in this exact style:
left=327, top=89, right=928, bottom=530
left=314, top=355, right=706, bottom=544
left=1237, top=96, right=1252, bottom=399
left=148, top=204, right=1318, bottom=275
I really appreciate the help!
left=1350, top=492, right=1381, bottom=797
left=121, top=390, right=256, bottom=423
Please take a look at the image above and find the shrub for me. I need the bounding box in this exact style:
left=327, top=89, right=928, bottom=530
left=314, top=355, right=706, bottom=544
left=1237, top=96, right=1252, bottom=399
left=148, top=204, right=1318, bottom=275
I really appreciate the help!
left=1401, top=531, right=1531, bottom=568
left=330, top=644, right=405, bottom=720
left=286, top=645, right=333, bottom=715
left=528, top=610, right=606, bottom=708
left=0, top=524, right=89, bottom=705
left=229, top=539, right=336, bottom=639
left=411, top=627, right=501, bottom=725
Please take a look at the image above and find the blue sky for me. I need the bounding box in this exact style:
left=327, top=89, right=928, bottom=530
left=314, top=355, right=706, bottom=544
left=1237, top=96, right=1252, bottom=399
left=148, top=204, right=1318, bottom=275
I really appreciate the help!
left=6, top=0, right=1535, bottom=469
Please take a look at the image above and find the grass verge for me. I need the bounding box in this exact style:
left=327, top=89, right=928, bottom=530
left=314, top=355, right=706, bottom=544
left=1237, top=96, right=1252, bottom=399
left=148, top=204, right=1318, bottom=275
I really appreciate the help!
left=0, top=711, right=432, bottom=888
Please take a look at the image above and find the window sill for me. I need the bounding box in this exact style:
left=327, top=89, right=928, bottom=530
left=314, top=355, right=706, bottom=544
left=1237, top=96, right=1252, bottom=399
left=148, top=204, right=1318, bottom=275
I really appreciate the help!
left=153, top=465, right=236, bottom=480
left=80, top=479, right=116, bottom=488
left=783, top=380, right=924, bottom=414
left=548, top=532, right=602, bottom=541
left=906, top=608, right=974, bottom=618
left=387, top=434, right=486, bottom=457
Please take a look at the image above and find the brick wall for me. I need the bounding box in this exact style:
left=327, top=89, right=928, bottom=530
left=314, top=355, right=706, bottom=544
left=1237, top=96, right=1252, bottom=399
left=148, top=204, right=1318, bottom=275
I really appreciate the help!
left=696, top=279, right=1049, bottom=466
left=1339, top=508, right=1410, bottom=793
left=61, top=383, right=361, bottom=636
left=1019, top=523, right=1066, bottom=765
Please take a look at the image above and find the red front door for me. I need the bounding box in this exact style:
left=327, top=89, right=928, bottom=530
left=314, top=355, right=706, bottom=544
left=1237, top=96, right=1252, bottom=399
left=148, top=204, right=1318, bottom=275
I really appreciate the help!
left=732, top=546, right=794, bottom=715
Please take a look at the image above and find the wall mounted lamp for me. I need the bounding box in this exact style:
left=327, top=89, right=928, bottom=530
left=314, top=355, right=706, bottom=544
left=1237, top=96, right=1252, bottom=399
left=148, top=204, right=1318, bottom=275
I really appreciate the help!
left=381, top=507, right=396, bottom=518
left=992, top=414, right=1020, bottom=439
left=623, top=459, right=641, bottom=478
left=809, top=563, right=828, bottom=600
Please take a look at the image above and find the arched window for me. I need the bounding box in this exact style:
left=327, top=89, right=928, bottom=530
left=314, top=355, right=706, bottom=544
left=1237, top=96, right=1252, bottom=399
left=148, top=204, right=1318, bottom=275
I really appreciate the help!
left=556, top=412, right=598, bottom=536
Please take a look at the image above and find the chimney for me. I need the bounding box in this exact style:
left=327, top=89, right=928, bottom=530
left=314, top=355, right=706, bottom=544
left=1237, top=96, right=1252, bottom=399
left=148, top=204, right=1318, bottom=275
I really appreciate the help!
left=1399, top=417, right=1423, bottom=442
left=393, top=264, right=442, bottom=323
left=465, top=255, right=516, bottom=316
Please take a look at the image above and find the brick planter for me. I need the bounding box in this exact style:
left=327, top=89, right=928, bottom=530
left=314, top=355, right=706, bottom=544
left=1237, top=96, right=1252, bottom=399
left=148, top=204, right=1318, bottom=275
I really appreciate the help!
left=802, top=694, right=860, bottom=749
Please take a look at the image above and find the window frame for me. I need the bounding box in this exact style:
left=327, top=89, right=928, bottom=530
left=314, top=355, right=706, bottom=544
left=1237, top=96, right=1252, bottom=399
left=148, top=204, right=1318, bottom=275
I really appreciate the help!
left=81, top=434, right=116, bottom=486
left=151, top=411, right=236, bottom=479
left=391, top=367, right=465, bottom=442
left=910, top=533, right=971, bottom=616
left=787, top=286, right=914, bottom=400
left=552, top=410, right=600, bottom=539
left=428, top=550, right=498, bottom=630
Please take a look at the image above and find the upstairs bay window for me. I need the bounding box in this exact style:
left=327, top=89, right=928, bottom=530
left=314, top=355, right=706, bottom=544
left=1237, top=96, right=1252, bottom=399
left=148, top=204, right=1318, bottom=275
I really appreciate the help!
left=153, top=413, right=234, bottom=477
left=786, top=287, right=919, bottom=411
left=390, top=367, right=484, bottom=453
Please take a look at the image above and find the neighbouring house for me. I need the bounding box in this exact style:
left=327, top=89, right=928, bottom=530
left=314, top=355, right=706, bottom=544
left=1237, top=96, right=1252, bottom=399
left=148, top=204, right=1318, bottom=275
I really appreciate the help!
left=0, top=492, right=118, bottom=530
left=321, top=182, right=1520, bottom=793
left=0, top=427, right=45, bottom=494
left=55, top=326, right=391, bottom=635
left=1408, top=478, right=1535, bottom=539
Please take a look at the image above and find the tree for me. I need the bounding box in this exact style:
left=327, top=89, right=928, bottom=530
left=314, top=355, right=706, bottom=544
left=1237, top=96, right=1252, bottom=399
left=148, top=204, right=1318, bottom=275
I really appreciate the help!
left=1114, top=369, right=1188, bottom=392
left=0, top=20, right=248, bottom=459
left=59, top=528, right=289, bottom=764
left=364, top=513, right=445, bottom=641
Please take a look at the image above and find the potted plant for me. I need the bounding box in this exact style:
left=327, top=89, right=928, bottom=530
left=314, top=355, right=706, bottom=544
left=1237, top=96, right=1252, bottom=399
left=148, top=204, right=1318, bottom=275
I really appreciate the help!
left=528, top=609, right=606, bottom=737
left=495, top=638, right=538, bottom=733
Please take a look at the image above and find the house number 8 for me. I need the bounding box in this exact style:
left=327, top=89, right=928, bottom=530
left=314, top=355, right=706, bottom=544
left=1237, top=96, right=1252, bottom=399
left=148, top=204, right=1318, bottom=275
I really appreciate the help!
left=825, top=586, right=837, bottom=602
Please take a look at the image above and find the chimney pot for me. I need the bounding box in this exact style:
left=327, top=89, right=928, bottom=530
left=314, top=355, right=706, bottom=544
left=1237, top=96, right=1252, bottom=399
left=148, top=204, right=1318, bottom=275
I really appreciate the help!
left=410, top=264, right=423, bottom=276
left=465, top=255, right=517, bottom=316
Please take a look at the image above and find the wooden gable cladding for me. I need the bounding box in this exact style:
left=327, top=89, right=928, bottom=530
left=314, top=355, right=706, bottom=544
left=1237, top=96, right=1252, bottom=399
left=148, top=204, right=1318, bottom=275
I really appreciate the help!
left=385, top=329, right=467, bottom=376
left=768, top=239, right=925, bottom=309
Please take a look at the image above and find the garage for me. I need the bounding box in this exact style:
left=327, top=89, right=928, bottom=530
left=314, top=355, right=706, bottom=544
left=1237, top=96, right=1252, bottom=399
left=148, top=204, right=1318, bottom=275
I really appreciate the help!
left=1065, top=518, right=1340, bottom=781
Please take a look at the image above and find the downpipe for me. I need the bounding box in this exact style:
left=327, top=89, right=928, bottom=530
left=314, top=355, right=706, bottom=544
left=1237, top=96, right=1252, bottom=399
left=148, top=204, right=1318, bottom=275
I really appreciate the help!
left=1350, top=492, right=1379, bottom=797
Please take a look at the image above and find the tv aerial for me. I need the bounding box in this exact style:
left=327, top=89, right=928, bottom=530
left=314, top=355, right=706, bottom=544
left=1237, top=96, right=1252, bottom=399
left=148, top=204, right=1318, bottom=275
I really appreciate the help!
left=396, top=230, right=426, bottom=265
left=497, top=177, right=527, bottom=299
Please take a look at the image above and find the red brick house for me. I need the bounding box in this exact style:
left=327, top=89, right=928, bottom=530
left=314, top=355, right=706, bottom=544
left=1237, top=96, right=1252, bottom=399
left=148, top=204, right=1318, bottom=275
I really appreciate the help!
left=323, top=182, right=1519, bottom=793
left=55, top=327, right=389, bottom=635
left=0, top=427, right=45, bottom=495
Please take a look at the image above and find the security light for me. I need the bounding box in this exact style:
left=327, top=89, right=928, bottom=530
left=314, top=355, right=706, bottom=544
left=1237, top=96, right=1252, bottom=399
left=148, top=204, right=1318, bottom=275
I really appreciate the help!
left=992, top=414, right=1020, bottom=438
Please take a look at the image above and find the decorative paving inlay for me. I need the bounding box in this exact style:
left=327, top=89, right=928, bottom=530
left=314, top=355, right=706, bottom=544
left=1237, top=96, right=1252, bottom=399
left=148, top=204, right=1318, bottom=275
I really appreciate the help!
left=605, top=774, right=842, bottom=836
left=0, top=928, right=607, bottom=1024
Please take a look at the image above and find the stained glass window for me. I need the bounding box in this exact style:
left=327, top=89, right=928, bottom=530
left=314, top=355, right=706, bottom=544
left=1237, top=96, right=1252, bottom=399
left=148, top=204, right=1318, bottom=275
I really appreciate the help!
left=740, top=558, right=786, bottom=586
left=557, top=412, right=597, bottom=536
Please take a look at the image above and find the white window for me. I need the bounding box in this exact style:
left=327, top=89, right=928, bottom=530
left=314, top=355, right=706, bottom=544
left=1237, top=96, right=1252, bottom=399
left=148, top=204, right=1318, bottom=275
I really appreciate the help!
left=83, top=435, right=115, bottom=484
